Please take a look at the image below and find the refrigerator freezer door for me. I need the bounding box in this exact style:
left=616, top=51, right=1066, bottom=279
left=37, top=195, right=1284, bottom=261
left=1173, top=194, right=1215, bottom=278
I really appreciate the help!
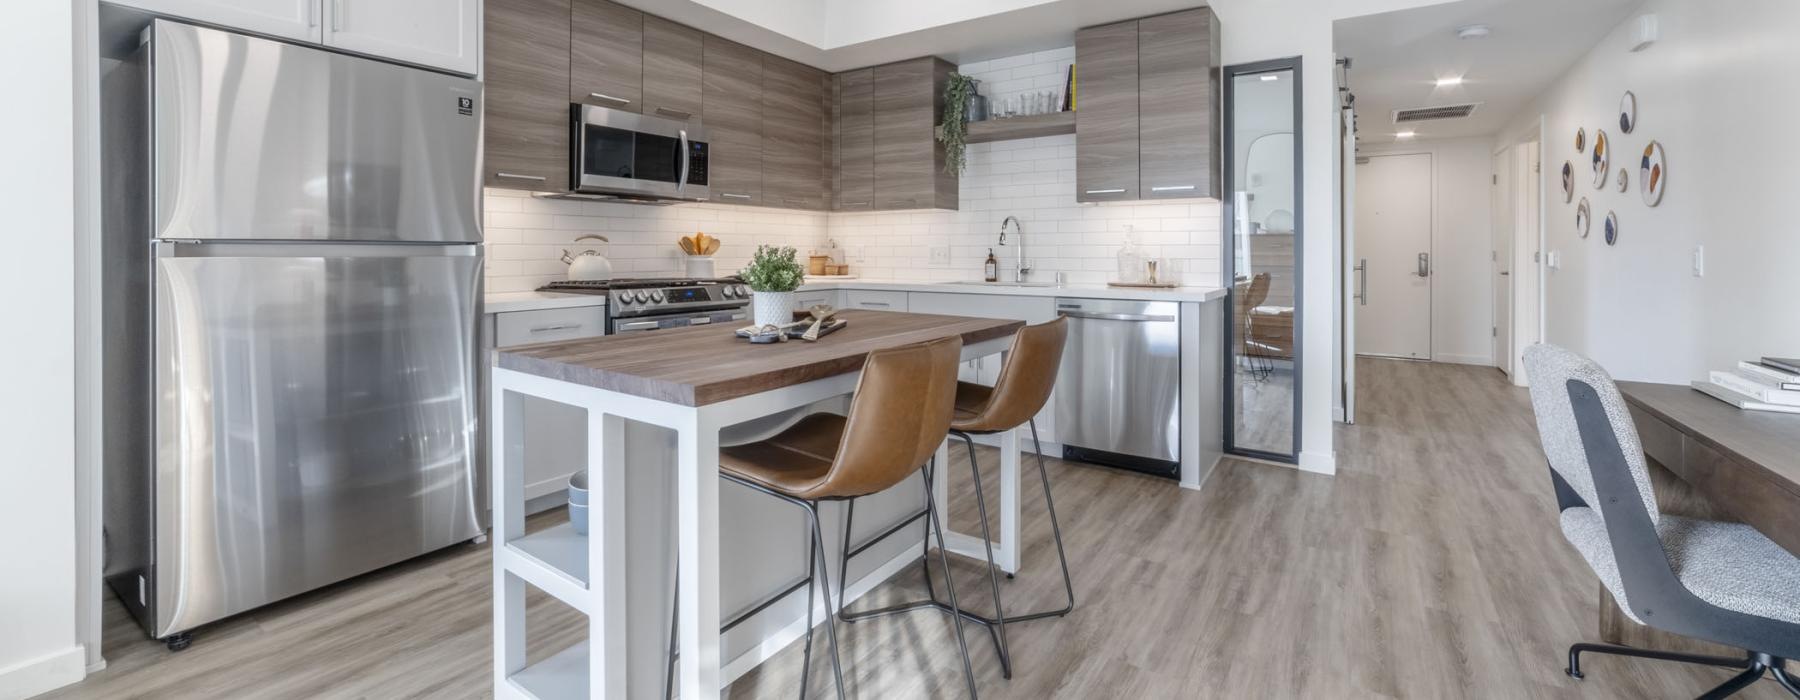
left=151, top=242, right=483, bottom=636
left=152, top=20, right=481, bottom=243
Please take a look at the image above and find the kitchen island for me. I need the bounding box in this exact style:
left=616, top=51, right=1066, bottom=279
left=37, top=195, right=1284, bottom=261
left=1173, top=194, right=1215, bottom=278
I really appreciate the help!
left=489, top=310, right=1023, bottom=699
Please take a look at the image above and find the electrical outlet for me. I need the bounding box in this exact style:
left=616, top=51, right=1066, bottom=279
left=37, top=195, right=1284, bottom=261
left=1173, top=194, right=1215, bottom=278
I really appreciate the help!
left=847, top=246, right=865, bottom=263
left=1692, top=244, right=1705, bottom=277
left=928, top=246, right=951, bottom=266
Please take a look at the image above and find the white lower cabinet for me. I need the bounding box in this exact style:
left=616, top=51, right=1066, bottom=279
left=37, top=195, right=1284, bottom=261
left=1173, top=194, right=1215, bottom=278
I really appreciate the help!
left=905, top=291, right=1060, bottom=444
left=844, top=289, right=908, bottom=311
left=794, top=288, right=843, bottom=312
left=488, top=306, right=609, bottom=509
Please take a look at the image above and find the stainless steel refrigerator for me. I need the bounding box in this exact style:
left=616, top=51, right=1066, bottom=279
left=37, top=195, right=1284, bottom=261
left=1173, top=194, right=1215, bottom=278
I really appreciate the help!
left=102, top=20, right=485, bottom=644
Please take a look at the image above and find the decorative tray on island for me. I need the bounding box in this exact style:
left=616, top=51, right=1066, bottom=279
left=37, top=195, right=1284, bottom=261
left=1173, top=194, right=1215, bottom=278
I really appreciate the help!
left=735, top=306, right=847, bottom=344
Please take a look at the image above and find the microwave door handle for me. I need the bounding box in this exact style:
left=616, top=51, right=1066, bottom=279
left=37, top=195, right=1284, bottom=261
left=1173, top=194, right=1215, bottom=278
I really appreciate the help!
left=677, top=129, right=690, bottom=192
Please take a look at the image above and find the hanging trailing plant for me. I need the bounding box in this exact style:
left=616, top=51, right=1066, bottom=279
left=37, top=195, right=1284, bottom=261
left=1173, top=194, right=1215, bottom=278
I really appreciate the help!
left=937, top=73, right=978, bottom=176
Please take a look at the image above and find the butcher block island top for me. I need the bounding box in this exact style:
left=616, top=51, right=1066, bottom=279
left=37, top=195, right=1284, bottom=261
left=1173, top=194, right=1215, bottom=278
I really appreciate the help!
left=495, top=309, right=1025, bottom=406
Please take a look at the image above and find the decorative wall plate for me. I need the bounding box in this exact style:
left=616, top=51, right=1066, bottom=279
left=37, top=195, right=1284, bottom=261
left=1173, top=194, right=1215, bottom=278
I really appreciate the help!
left=1561, top=161, right=1574, bottom=202
left=1640, top=140, right=1666, bottom=206
left=1591, top=129, right=1610, bottom=188
left=1576, top=127, right=1587, bottom=153
left=1618, top=91, right=1637, bottom=134
left=1617, top=168, right=1628, bottom=192
left=1604, top=211, right=1619, bottom=246
left=1576, top=197, right=1591, bottom=238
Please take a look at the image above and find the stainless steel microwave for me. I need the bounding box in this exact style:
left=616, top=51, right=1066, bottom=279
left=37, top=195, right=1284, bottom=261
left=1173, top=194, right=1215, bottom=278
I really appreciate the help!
left=572, top=104, right=709, bottom=201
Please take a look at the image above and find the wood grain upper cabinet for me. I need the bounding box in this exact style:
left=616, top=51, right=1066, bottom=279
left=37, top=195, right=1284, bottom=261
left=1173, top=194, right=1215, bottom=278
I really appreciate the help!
left=323, top=0, right=479, bottom=74
left=484, top=0, right=572, bottom=192
left=570, top=0, right=643, bottom=111
left=833, top=69, right=875, bottom=212
left=872, top=57, right=956, bottom=210
left=112, top=0, right=321, bottom=42
left=762, top=56, right=829, bottom=210
left=1137, top=8, right=1221, bottom=199
left=1075, top=20, right=1140, bottom=203
left=702, top=37, right=764, bottom=205
left=640, top=16, right=704, bottom=121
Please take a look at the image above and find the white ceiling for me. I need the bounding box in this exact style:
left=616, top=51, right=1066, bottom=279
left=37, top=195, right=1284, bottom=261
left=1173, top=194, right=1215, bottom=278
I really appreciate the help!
left=620, top=0, right=1201, bottom=71
left=1334, top=0, right=1642, bottom=145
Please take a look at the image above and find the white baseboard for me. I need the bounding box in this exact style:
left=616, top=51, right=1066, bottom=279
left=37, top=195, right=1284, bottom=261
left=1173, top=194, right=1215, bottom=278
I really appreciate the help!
left=1434, top=353, right=1494, bottom=366
left=0, top=644, right=86, bottom=700
left=1298, top=449, right=1337, bottom=475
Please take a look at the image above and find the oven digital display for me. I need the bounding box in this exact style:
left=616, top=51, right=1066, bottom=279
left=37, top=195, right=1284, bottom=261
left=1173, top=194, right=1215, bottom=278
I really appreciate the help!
left=667, top=287, right=711, bottom=303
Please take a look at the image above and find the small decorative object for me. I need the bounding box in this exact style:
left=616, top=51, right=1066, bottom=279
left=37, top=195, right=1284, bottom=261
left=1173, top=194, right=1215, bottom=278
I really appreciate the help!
left=1604, top=211, right=1620, bottom=246
left=1576, top=127, right=1587, bottom=153
left=807, top=253, right=831, bottom=276
left=1616, top=167, right=1629, bottom=193
left=937, top=72, right=979, bottom=176
left=1561, top=161, right=1574, bottom=202
left=1115, top=226, right=1145, bottom=283
left=741, top=244, right=804, bottom=327
left=684, top=255, right=715, bottom=278
left=567, top=471, right=589, bottom=535
left=1618, top=91, right=1637, bottom=133
left=561, top=234, right=613, bottom=281
left=1591, top=129, right=1610, bottom=188
left=984, top=248, right=999, bottom=282
left=1640, top=140, right=1666, bottom=206
left=1575, top=197, right=1592, bottom=238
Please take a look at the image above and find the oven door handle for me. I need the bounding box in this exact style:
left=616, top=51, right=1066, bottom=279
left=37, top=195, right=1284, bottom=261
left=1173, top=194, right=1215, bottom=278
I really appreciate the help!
left=677, top=129, right=690, bottom=193
left=615, top=320, right=660, bottom=332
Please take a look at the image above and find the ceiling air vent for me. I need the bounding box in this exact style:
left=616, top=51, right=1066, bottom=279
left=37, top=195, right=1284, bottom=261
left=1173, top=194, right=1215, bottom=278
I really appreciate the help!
left=1393, top=103, right=1480, bottom=123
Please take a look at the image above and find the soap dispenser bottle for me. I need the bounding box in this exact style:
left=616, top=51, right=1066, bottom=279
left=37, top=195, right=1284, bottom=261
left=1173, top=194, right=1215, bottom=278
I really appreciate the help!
left=984, top=249, right=999, bottom=282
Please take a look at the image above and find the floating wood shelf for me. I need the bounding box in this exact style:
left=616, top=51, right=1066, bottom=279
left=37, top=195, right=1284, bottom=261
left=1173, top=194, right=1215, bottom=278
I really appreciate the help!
left=964, top=111, right=1076, bottom=144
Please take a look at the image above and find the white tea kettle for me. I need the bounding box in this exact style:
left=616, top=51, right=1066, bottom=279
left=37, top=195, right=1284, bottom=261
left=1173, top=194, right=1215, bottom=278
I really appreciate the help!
left=561, top=235, right=613, bottom=281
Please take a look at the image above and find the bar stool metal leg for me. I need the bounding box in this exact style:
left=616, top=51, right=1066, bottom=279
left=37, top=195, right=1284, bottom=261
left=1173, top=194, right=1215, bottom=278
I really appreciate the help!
left=1014, top=418, right=1076, bottom=622
left=921, top=455, right=981, bottom=699
left=956, top=431, right=1013, bottom=678
left=802, top=500, right=847, bottom=699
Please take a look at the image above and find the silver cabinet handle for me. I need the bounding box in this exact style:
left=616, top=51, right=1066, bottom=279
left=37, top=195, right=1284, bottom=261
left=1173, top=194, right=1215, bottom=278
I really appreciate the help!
left=1059, top=310, right=1175, bottom=323
left=1150, top=185, right=1196, bottom=192
left=728, top=312, right=746, bottom=321
left=720, top=193, right=752, bottom=200
left=656, top=107, right=692, bottom=119
left=330, top=0, right=343, bottom=31
left=616, top=320, right=659, bottom=331
left=589, top=92, right=632, bottom=105
left=1354, top=258, right=1367, bottom=306
left=529, top=324, right=580, bottom=333
left=1084, top=188, right=1126, bottom=195
left=496, top=172, right=547, bottom=182
left=688, top=317, right=711, bottom=325
left=839, top=201, right=868, bottom=206
left=1417, top=252, right=1431, bottom=277
left=307, top=0, right=318, bottom=27
left=1499, top=270, right=1510, bottom=276
left=859, top=301, right=891, bottom=308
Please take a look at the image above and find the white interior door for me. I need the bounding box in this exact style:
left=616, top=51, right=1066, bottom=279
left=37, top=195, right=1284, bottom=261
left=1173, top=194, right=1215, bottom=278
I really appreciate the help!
left=1339, top=107, right=1357, bottom=422
left=1492, top=147, right=1514, bottom=375
left=1355, top=153, right=1433, bottom=359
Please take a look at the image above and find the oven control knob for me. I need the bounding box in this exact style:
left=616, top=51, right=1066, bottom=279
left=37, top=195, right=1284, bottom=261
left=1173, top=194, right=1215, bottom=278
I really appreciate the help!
left=721, top=286, right=736, bottom=298
left=650, top=290, right=665, bottom=303
left=735, top=285, right=749, bottom=297
left=626, top=291, right=643, bottom=303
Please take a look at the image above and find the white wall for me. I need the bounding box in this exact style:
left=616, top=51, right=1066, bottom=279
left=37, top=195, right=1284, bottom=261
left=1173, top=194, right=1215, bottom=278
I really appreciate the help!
left=1497, top=0, right=1800, bottom=383
left=0, top=0, right=86, bottom=697
left=1357, top=137, right=1495, bottom=366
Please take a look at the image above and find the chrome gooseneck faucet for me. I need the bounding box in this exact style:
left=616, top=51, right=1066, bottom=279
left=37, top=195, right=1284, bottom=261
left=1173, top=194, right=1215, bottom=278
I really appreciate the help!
left=999, top=215, right=1030, bottom=282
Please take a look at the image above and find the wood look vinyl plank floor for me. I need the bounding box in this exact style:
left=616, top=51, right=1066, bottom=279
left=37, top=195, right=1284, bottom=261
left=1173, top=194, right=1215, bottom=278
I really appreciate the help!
left=43, top=359, right=1785, bottom=698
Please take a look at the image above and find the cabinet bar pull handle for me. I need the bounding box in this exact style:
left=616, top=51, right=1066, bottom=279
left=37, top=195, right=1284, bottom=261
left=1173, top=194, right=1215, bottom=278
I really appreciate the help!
left=860, top=301, right=890, bottom=308
left=307, top=1, right=318, bottom=27
left=655, top=107, right=692, bottom=119
left=330, top=0, right=343, bottom=31
left=616, top=321, right=659, bottom=331
left=496, top=172, right=547, bottom=182
left=1084, top=188, right=1126, bottom=194
left=1151, top=185, right=1196, bottom=192
left=529, top=324, right=580, bottom=333
left=840, top=201, right=867, bottom=206
left=589, top=92, right=633, bottom=105
left=720, top=193, right=752, bottom=199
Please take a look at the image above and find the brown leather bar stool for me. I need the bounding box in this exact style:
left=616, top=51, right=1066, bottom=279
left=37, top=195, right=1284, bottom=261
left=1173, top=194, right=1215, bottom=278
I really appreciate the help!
left=835, top=317, right=1073, bottom=679
left=664, top=336, right=981, bottom=699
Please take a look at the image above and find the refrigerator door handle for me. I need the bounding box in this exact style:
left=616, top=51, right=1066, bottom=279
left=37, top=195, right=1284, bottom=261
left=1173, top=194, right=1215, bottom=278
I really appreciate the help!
left=155, top=240, right=481, bottom=258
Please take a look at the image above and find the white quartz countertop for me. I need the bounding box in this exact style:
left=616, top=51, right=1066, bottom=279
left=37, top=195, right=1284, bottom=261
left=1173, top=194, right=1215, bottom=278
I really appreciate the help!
left=798, top=278, right=1228, bottom=303
left=484, top=291, right=608, bottom=314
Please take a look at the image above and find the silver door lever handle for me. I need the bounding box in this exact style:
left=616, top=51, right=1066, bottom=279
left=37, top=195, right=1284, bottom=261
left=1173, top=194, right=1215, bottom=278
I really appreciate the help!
left=1417, top=252, right=1431, bottom=277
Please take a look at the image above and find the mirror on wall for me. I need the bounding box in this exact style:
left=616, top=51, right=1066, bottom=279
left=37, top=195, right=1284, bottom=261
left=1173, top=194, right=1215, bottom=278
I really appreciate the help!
left=1223, top=59, right=1302, bottom=462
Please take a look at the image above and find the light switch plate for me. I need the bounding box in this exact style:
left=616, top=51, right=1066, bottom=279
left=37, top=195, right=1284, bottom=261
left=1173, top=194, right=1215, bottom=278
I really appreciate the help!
left=1692, top=244, right=1704, bottom=277
left=928, top=246, right=951, bottom=266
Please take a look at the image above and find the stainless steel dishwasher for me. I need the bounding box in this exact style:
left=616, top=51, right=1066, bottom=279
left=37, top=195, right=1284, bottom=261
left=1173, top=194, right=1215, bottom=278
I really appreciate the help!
left=1054, top=298, right=1181, bottom=478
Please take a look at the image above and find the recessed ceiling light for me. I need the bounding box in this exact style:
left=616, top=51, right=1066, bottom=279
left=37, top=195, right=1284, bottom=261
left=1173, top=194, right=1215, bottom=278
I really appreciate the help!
left=1457, top=24, right=1491, bottom=40
left=1436, top=76, right=1464, bottom=87
left=1260, top=74, right=1279, bottom=81
left=1396, top=131, right=1416, bottom=139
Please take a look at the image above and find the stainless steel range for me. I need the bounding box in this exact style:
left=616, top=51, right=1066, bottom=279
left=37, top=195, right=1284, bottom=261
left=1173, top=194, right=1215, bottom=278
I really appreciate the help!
left=539, top=277, right=752, bottom=334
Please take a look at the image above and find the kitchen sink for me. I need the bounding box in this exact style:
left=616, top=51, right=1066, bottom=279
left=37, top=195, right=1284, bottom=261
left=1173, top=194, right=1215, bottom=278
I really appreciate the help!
left=937, top=280, right=1062, bottom=288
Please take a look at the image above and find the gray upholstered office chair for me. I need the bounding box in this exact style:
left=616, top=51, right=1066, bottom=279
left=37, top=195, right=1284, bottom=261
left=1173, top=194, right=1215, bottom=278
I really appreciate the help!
left=1522, top=344, right=1800, bottom=697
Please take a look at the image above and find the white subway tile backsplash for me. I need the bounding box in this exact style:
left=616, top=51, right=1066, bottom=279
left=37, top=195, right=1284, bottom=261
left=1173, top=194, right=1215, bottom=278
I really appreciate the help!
left=481, top=47, right=1221, bottom=293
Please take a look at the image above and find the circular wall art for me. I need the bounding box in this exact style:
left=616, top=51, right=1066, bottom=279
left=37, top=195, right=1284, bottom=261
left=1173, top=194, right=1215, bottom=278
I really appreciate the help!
left=1618, top=91, right=1637, bottom=134
left=1591, top=129, right=1610, bottom=188
left=1576, top=197, right=1591, bottom=238
left=1576, top=127, right=1587, bottom=153
left=1561, top=161, right=1574, bottom=202
left=1604, top=211, right=1619, bottom=246
left=1617, top=168, right=1628, bottom=193
left=1640, top=140, right=1666, bottom=206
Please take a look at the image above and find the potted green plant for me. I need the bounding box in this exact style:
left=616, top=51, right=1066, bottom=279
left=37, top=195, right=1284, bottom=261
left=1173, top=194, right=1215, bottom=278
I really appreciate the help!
left=741, top=244, right=805, bottom=326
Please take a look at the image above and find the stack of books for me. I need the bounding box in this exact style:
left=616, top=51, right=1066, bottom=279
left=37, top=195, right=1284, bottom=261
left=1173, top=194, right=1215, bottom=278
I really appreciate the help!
left=1692, top=356, right=1800, bottom=414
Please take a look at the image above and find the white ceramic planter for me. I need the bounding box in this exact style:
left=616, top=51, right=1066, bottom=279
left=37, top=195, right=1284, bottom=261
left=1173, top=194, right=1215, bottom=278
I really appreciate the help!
left=752, top=291, right=795, bottom=327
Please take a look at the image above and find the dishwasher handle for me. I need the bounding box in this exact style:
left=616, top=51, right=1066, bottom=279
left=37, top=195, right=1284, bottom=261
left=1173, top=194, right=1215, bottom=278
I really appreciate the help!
left=1058, top=309, right=1177, bottom=323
